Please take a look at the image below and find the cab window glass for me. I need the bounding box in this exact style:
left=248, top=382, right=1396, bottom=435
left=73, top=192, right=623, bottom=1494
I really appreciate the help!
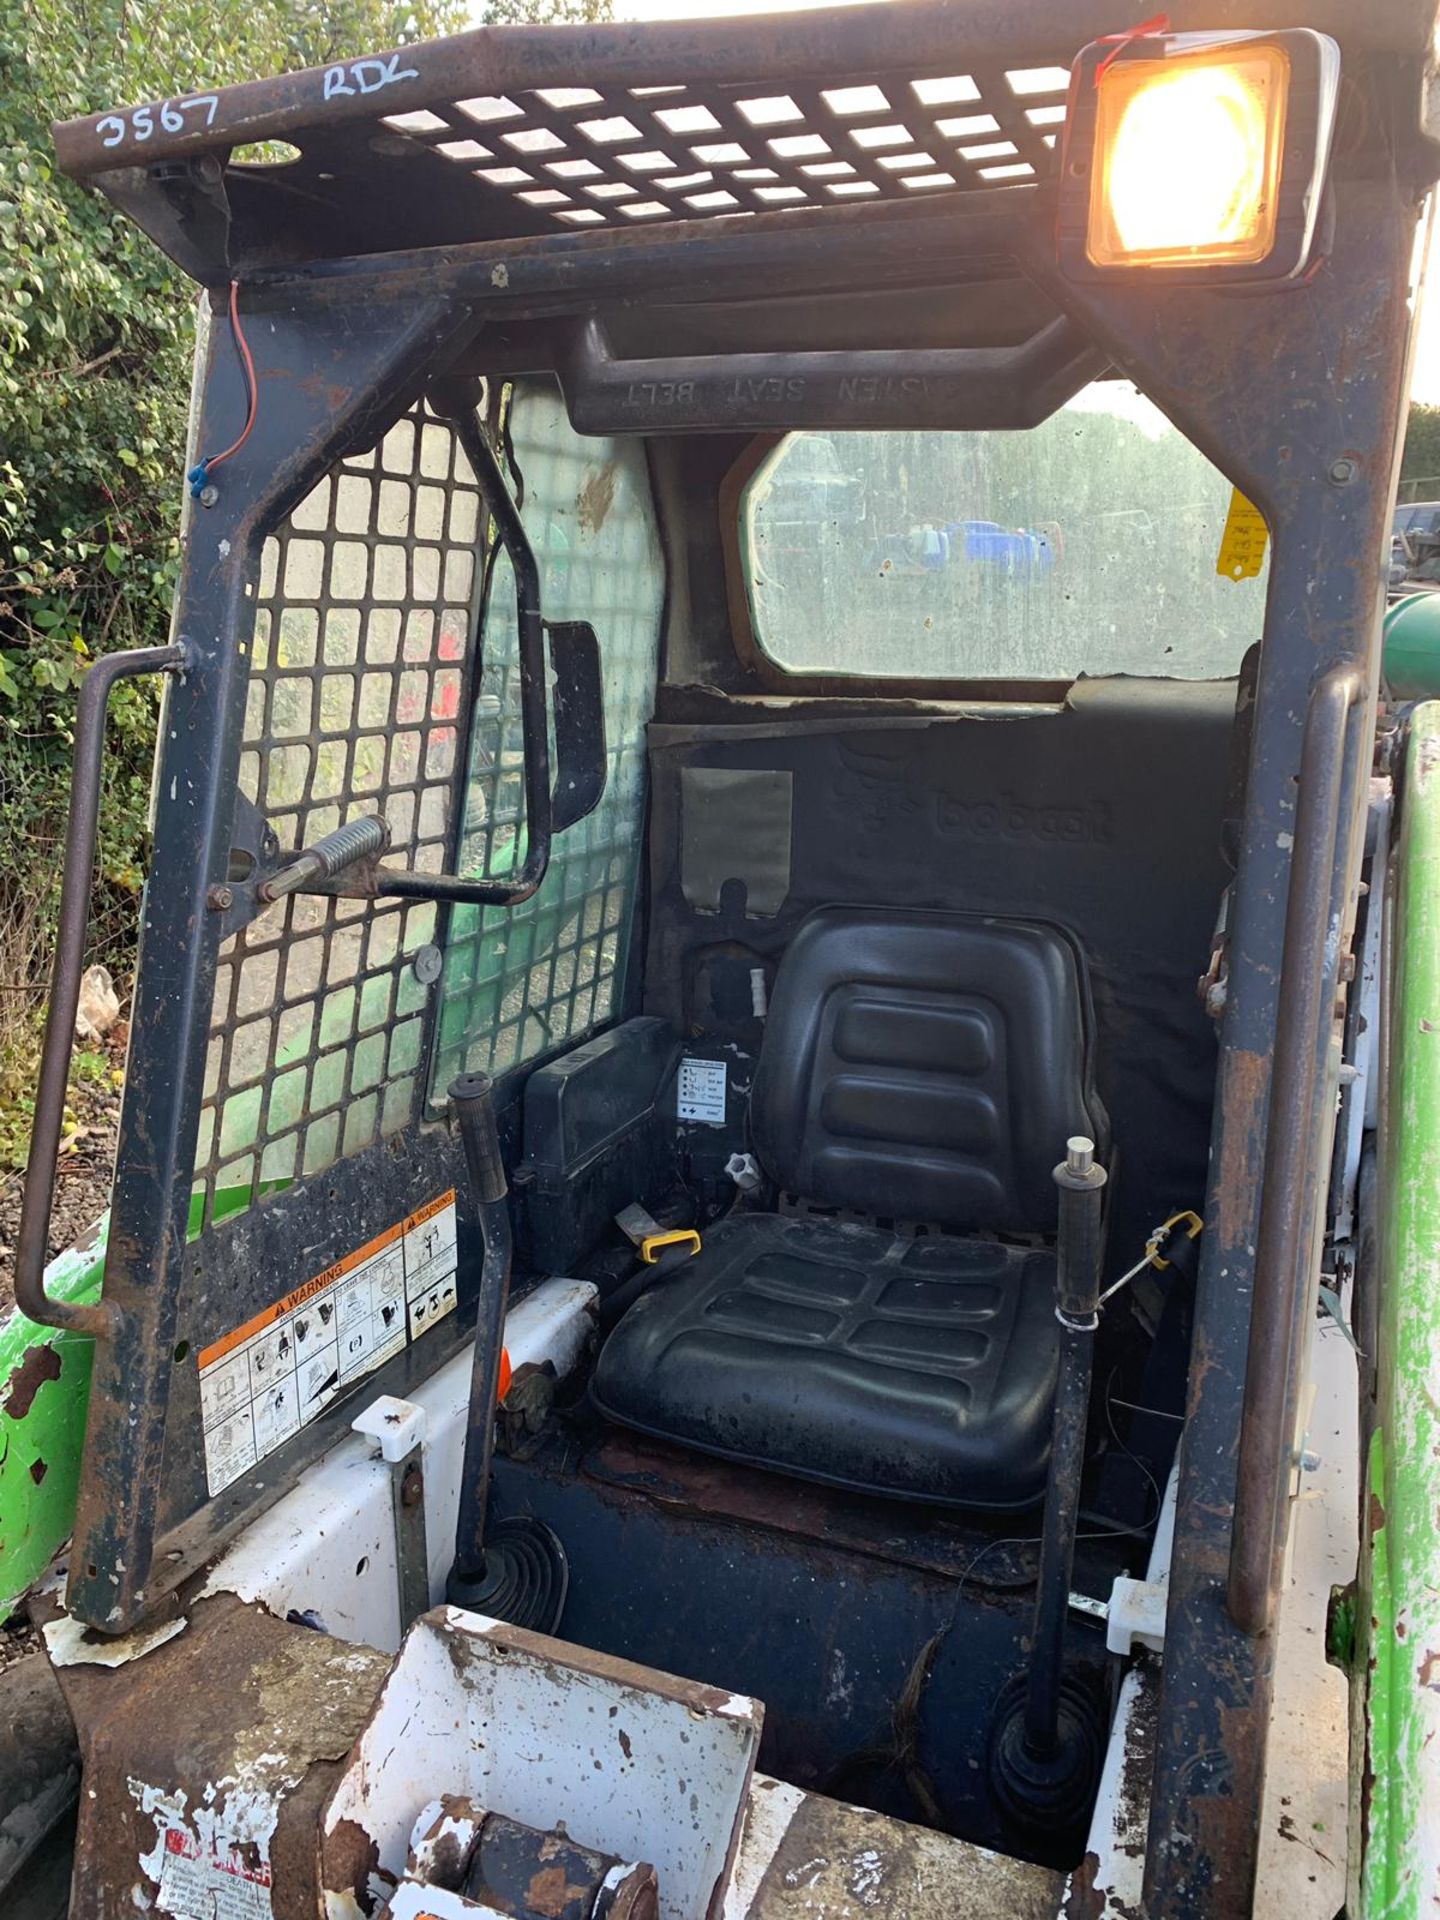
left=741, top=384, right=1267, bottom=682
left=429, top=383, right=664, bottom=1091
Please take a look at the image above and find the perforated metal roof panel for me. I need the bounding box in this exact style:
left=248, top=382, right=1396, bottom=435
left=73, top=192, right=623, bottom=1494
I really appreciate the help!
left=51, top=0, right=1440, bottom=279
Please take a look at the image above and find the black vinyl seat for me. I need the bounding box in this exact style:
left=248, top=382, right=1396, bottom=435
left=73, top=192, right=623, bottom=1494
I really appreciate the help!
left=593, top=907, right=1106, bottom=1509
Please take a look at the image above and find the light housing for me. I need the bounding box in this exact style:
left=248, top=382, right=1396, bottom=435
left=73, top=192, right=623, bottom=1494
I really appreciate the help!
left=1057, top=29, right=1340, bottom=285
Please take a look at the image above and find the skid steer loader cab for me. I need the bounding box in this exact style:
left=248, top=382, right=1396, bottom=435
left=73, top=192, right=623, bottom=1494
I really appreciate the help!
left=4, top=4, right=1440, bottom=1916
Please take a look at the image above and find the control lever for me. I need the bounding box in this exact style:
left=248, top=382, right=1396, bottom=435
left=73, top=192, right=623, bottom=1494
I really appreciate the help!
left=447, top=1071, right=567, bottom=1632
left=989, top=1135, right=1107, bottom=1842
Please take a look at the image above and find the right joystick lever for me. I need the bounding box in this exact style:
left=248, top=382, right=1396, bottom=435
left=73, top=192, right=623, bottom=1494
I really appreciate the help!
left=989, top=1134, right=1108, bottom=1845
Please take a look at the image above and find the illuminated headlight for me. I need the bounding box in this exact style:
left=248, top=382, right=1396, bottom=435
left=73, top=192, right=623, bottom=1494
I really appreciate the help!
left=1058, top=29, right=1340, bottom=283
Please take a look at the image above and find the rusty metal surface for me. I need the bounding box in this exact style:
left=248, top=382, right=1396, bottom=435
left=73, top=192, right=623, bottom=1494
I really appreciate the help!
left=1023, top=175, right=1420, bottom=1915
left=409, top=1793, right=488, bottom=1888
left=583, top=1428, right=1041, bottom=1589
left=47, top=1593, right=389, bottom=1920
left=320, top=1607, right=761, bottom=1920
left=50, top=0, right=1440, bottom=207
left=465, top=1810, right=655, bottom=1920
left=50, top=4, right=1440, bottom=292
left=734, top=1779, right=1061, bottom=1920
left=14, top=645, right=186, bottom=1340
left=65, top=294, right=472, bottom=1636
left=1228, top=664, right=1367, bottom=1635
left=261, top=187, right=1029, bottom=299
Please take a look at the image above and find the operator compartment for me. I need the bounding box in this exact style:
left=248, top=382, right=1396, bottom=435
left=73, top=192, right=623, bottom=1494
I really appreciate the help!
left=167, top=369, right=1258, bottom=1867
left=18, top=7, right=1422, bottom=1913
left=484, top=377, right=1252, bottom=1856
left=141, top=360, right=1251, bottom=1864
left=20, top=244, right=1264, bottom=1906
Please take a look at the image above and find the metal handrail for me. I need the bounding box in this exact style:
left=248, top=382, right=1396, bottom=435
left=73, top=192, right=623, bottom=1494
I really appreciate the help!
left=1227, top=661, right=1367, bottom=1635
left=14, top=644, right=187, bottom=1337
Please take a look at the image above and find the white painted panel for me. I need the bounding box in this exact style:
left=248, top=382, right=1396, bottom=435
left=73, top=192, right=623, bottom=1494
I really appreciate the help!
left=323, top=1609, right=760, bottom=1920
left=204, top=1279, right=597, bottom=1650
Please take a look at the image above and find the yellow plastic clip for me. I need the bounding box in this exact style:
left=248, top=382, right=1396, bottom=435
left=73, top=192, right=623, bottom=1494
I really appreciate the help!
left=1146, top=1209, right=1204, bottom=1271
left=639, top=1229, right=702, bottom=1266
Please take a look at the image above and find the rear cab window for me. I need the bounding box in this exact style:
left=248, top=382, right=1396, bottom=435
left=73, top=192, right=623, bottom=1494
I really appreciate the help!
left=740, top=383, right=1268, bottom=683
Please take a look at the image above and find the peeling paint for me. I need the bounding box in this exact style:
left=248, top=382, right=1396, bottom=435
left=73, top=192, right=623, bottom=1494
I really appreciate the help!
left=4, top=1341, right=62, bottom=1420
left=44, top=1611, right=187, bottom=1668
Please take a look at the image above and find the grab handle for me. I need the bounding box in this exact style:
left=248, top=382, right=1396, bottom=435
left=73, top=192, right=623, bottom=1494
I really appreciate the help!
left=15, top=644, right=187, bottom=1337
left=1227, top=662, right=1366, bottom=1634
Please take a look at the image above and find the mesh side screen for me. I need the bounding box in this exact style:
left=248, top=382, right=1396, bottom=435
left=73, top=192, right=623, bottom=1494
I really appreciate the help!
left=193, top=405, right=485, bottom=1225
left=430, top=384, right=663, bottom=1091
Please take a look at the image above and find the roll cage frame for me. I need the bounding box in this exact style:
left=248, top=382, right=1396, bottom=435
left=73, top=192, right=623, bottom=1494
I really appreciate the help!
left=28, top=2, right=1440, bottom=1912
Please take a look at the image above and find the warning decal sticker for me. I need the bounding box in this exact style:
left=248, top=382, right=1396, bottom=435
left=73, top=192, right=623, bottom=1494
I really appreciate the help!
left=157, top=1824, right=273, bottom=1920
left=198, top=1190, right=458, bottom=1495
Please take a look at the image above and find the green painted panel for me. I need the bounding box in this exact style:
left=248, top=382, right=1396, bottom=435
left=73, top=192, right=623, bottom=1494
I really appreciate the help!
left=0, top=1185, right=270, bottom=1621
left=1357, top=701, right=1440, bottom=1917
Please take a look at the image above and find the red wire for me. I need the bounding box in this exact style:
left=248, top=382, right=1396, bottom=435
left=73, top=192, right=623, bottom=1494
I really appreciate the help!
left=1095, top=12, right=1171, bottom=84
left=204, top=281, right=258, bottom=472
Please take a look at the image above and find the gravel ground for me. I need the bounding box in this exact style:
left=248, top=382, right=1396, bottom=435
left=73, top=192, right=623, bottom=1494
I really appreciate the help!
left=0, top=1612, right=42, bottom=1673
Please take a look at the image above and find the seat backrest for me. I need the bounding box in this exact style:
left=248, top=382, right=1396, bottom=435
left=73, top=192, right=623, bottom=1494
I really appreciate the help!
left=750, top=907, right=1102, bottom=1236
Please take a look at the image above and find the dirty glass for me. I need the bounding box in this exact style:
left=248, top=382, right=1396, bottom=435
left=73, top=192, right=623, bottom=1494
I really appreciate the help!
left=193, top=404, right=484, bottom=1225
left=428, top=383, right=664, bottom=1093
left=742, top=383, right=1268, bottom=682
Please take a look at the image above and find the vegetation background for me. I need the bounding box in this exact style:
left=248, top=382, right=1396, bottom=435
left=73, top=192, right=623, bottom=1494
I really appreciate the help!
left=0, top=0, right=606, bottom=1204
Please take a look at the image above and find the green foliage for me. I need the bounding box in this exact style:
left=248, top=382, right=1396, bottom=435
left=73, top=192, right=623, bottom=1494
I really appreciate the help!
left=0, top=0, right=468, bottom=1060
left=1401, top=402, right=1440, bottom=492
left=477, top=0, right=611, bottom=20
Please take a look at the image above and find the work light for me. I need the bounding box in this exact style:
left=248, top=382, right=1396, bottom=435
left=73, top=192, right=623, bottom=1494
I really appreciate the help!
left=1058, top=29, right=1340, bottom=284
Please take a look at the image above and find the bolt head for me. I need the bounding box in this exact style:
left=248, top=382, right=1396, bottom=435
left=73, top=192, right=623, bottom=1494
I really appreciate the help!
left=199, top=484, right=220, bottom=509
left=207, top=884, right=234, bottom=911
left=1328, top=458, right=1357, bottom=486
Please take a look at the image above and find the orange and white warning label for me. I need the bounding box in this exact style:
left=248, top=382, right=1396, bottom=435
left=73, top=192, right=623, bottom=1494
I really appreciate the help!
left=198, top=1190, right=458, bottom=1495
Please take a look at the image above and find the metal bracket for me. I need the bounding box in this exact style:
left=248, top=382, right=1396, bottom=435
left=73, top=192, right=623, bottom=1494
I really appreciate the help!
left=352, top=1394, right=431, bottom=1633
left=211, top=787, right=280, bottom=938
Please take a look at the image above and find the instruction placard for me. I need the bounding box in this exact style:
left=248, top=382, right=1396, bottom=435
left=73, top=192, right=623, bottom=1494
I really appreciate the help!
left=197, top=1191, right=458, bottom=1496
left=677, top=1056, right=728, bottom=1126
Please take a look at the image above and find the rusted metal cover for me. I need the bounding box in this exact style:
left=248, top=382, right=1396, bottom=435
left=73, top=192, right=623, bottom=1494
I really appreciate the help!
left=723, top=1776, right=1061, bottom=1920
left=48, top=1594, right=389, bottom=1920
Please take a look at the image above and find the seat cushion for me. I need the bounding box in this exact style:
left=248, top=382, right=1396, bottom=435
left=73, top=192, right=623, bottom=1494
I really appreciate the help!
left=749, top=907, right=1102, bottom=1238
left=592, top=1213, right=1060, bottom=1510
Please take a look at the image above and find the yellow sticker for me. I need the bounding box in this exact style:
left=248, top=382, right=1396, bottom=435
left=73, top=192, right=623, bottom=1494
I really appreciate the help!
left=1216, top=489, right=1269, bottom=582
